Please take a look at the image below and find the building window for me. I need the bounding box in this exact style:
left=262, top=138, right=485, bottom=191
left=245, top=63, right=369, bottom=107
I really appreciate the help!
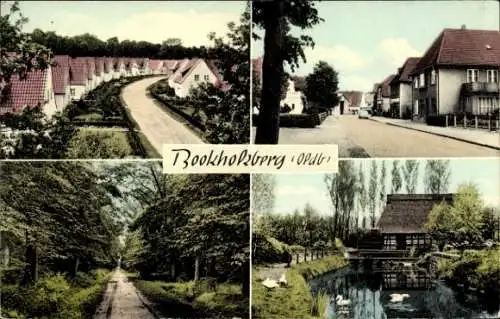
left=70, top=88, right=75, bottom=96
left=419, top=73, right=425, bottom=87
left=203, top=75, right=210, bottom=81
left=467, top=69, right=479, bottom=83
left=431, top=70, right=436, bottom=85
left=194, top=74, right=200, bottom=81
left=487, top=70, right=498, bottom=83
left=414, top=78, right=418, bottom=88
left=414, top=99, right=419, bottom=114
left=431, top=98, right=437, bottom=115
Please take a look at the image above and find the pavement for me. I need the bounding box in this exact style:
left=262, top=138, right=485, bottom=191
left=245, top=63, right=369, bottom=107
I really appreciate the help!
left=252, top=114, right=499, bottom=158
left=369, top=116, right=500, bottom=150
left=121, top=76, right=203, bottom=153
left=94, top=269, right=157, bottom=319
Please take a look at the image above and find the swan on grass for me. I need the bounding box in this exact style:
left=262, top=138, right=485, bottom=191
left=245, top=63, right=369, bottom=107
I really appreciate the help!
left=334, top=295, right=351, bottom=306
left=390, top=293, right=410, bottom=302
left=261, top=278, right=279, bottom=290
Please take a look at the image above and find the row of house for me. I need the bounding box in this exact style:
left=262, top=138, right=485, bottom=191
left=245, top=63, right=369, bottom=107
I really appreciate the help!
left=373, top=27, right=500, bottom=120
left=0, top=56, right=224, bottom=117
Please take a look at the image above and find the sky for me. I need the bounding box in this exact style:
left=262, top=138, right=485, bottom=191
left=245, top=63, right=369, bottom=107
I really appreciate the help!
left=1, top=1, right=245, bottom=47
left=251, top=0, right=500, bottom=92
left=270, top=158, right=500, bottom=219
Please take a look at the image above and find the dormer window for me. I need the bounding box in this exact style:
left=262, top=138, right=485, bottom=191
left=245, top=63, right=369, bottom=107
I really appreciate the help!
left=467, top=69, right=479, bottom=83
left=430, top=70, right=436, bottom=85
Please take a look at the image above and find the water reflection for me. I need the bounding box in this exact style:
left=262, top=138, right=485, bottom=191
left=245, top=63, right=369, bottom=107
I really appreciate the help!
left=309, top=268, right=500, bottom=319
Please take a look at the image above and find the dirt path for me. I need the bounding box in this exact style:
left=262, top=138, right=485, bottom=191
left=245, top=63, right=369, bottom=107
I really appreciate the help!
left=94, top=269, right=156, bottom=319
left=121, top=76, right=203, bottom=153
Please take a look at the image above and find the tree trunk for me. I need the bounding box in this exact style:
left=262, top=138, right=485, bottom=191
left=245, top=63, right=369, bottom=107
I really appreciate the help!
left=73, top=256, right=80, bottom=278
left=194, top=256, right=200, bottom=282
left=242, top=260, right=250, bottom=297
left=2, top=245, right=9, bottom=267
left=22, top=243, right=38, bottom=285
left=254, top=0, right=285, bottom=144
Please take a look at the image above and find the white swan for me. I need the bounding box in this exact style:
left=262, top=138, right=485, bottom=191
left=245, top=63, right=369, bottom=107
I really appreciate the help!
left=390, top=293, right=410, bottom=302
left=335, top=295, right=351, bottom=306
left=261, top=278, right=279, bottom=289
left=278, top=273, right=287, bottom=286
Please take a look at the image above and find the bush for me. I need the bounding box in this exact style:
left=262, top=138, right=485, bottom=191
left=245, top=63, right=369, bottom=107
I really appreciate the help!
left=279, top=114, right=319, bottom=128
left=66, top=129, right=134, bottom=158
left=426, top=115, right=448, bottom=127
left=253, top=233, right=291, bottom=264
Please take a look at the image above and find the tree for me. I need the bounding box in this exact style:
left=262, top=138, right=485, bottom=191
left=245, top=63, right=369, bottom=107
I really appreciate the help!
left=379, top=161, right=387, bottom=210
left=357, top=162, right=368, bottom=229
left=424, top=160, right=451, bottom=194
left=368, top=161, right=378, bottom=228
left=163, top=38, right=183, bottom=47
left=425, top=183, right=485, bottom=250
left=253, top=0, right=323, bottom=144
left=0, top=108, right=76, bottom=159
left=402, top=160, right=419, bottom=194
left=0, top=1, right=52, bottom=102
left=391, top=160, right=402, bottom=194
left=325, top=162, right=358, bottom=240
left=251, top=174, right=275, bottom=216
left=190, top=2, right=250, bottom=143
left=304, top=60, right=339, bottom=111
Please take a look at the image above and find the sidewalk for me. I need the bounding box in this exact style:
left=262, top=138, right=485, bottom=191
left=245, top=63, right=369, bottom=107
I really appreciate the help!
left=370, top=117, right=500, bottom=150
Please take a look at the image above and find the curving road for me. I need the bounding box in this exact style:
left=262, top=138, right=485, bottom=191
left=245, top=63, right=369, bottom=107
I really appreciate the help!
left=94, top=270, right=155, bottom=319
left=121, top=76, right=203, bottom=153
left=252, top=114, right=499, bottom=157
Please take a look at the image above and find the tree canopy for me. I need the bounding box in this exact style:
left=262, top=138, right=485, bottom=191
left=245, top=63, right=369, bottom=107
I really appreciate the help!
left=304, top=60, right=339, bottom=110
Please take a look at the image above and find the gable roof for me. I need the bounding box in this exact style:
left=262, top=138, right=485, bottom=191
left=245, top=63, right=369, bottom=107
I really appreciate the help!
left=148, top=59, right=163, bottom=70
left=391, top=57, right=421, bottom=85
left=341, top=91, right=363, bottom=107
left=252, top=57, right=263, bottom=79
left=377, top=194, right=454, bottom=234
left=0, top=69, right=47, bottom=113
left=412, top=28, right=500, bottom=75
left=69, top=57, right=88, bottom=85
left=51, top=55, right=70, bottom=94
left=380, top=74, right=396, bottom=97
left=172, top=59, right=199, bottom=84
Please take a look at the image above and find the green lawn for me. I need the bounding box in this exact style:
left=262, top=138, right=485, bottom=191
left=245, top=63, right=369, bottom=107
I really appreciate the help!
left=252, top=255, right=347, bottom=319
left=130, top=278, right=248, bottom=318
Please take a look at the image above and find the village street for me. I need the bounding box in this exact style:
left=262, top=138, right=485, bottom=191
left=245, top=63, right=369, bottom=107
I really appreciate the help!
left=93, top=270, right=155, bottom=319
left=121, top=76, right=203, bottom=153
left=252, top=115, right=499, bottom=157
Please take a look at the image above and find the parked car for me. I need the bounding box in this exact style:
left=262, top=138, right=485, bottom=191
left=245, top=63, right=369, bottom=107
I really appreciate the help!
left=358, top=109, right=370, bottom=119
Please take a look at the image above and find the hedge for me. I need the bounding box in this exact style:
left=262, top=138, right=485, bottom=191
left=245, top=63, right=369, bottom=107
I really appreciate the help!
left=252, top=113, right=321, bottom=128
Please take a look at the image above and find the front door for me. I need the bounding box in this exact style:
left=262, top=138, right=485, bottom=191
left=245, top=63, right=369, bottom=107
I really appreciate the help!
left=340, top=101, right=345, bottom=115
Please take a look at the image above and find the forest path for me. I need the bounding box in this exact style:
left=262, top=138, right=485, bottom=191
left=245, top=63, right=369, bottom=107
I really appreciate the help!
left=94, top=269, right=156, bottom=319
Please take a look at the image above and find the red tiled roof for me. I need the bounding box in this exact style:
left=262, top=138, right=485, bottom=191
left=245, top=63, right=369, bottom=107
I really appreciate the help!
left=172, top=59, right=198, bottom=84
left=380, top=74, right=396, bottom=97
left=51, top=55, right=70, bottom=94
left=69, top=57, right=88, bottom=85
left=206, top=60, right=224, bottom=83
left=341, top=91, right=363, bottom=107
left=149, top=59, right=163, bottom=70
left=164, top=59, right=180, bottom=70
left=85, top=57, right=95, bottom=80
left=104, top=58, right=114, bottom=72
left=392, top=57, right=421, bottom=83
left=412, top=28, right=500, bottom=75
left=1, top=70, right=47, bottom=113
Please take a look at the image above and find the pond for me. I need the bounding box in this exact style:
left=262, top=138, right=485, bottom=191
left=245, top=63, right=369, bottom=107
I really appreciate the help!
left=309, top=267, right=500, bottom=319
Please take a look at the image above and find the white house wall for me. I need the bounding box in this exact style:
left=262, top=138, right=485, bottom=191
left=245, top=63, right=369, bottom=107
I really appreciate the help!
left=399, top=83, right=413, bottom=116
left=70, top=85, right=86, bottom=101
left=42, top=69, right=58, bottom=118
left=174, top=61, right=218, bottom=98
left=281, top=79, right=304, bottom=114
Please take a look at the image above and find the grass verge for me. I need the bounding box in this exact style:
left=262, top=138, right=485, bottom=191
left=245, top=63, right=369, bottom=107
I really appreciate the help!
left=131, top=278, right=248, bottom=318
left=0, top=269, right=112, bottom=319
left=252, top=255, right=347, bottom=319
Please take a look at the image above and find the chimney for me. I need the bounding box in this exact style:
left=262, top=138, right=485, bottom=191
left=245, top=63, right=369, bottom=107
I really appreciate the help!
left=461, top=24, right=466, bottom=30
